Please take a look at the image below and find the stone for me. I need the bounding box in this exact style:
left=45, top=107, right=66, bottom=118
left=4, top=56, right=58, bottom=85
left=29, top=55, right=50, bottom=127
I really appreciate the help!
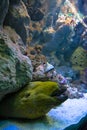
left=26, top=45, right=47, bottom=71
left=0, top=0, right=9, bottom=27
left=0, top=81, right=67, bottom=119
left=24, top=0, right=66, bottom=45
left=25, top=0, right=44, bottom=21
left=70, top=47, right=87, bottom=71
left=3, top=26, right=26, bottom=55
left=0, top=31, right=32, bottom=100
left=42, top=25, right=72, bottom=62
left=27, top=7, right=44, bottom=21
left=4, top=0, right=30, bottom=45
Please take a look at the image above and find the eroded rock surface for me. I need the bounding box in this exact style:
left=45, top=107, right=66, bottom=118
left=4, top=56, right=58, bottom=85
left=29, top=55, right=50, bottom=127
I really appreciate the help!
left=4, top=0, right=30, bottom=45
left=0, top=32, right=32, bottom=100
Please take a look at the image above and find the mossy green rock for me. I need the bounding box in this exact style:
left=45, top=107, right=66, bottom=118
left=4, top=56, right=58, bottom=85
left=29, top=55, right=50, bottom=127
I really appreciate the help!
left=71, top=47, right=87, bottom=71
left=0, top=81, right=67, bottom=119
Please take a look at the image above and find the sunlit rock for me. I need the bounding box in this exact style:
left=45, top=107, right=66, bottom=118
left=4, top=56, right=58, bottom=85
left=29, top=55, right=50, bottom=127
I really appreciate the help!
left=3, top=26, right=26, bottom=55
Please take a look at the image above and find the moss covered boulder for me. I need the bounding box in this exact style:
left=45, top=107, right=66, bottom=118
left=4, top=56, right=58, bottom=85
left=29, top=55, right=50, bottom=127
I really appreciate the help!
left=0, top=81, right=67, bottom=119
left=71, top=47, right=87, bottom=71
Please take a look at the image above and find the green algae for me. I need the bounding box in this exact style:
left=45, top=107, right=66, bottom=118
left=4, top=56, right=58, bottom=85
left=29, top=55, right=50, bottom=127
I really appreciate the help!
left=0, top=81, right=67, bottom=119
left=71, top=47, right=87, bottom=71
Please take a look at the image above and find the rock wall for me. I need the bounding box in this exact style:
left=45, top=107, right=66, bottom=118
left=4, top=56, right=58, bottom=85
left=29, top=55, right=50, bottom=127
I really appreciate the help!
left=0, top=0, right=67, bottom=109
left=1, top=0, right=65, bottom=45
left=4, top=0, right=30, bottom=45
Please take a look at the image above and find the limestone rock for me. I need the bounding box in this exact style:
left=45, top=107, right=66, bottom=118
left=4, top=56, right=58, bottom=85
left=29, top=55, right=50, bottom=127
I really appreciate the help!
left=26, top=0, right=66, bottom=45
left=0, top=32, right=32, bottom=100
left=27, top=3, right=44, bottom=21
left=4, top=0, right=30, bottom=45
left=70, top=47, right=87, bottom=71
left=0, top=81, right=67, bottom=119
left=3, top=26, right=26, bottom=55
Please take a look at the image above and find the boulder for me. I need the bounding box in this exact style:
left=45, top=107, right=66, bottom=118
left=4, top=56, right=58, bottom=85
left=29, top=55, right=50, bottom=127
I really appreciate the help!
left=4, top=0, right=30, bottom=45
left=70, top=47, right=87, bottom=71
left=0, top=81, right=67, bottom=119
left=0, top=31, right=32, bottom=100
left=24, top=0, right=66, bottom=45
left=27, top=7, right=44, bottom=21
left=42, top=25, right=72, bottom=60
left=3, top=26, right=26, bottom=55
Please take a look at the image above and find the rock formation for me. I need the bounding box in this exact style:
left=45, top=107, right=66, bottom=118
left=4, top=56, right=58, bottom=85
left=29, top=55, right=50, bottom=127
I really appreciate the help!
left=0, top=81, right=67, bottom=119
left=4, top=0, right=30, bottom=45
left=70, top=46, right=87, bottom=71
left=0, top=31, right=32, bottom=101
left=0, top=0, right=87, bottom=120
left=0, top=0, right=68, bottom=117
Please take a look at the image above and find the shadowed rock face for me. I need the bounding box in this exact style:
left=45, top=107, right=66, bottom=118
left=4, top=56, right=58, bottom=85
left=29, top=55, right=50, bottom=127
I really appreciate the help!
left=0, top=0, right=9, bottom=27
left=4, top=0, right=30, bottom=45
left=78, top=0, right=87, bottom=15
left=27, top=7, right=44, bottom=21
left=0, top=81, right=67, bottom=119
left=0, top=0, right=66, bottom=45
